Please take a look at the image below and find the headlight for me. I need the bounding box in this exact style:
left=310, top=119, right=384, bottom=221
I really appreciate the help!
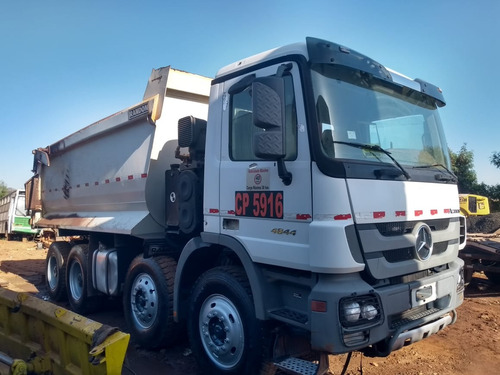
left=340, top=295, right=382, bottom=327
left=343, top=302, right=361, bottom=322
left=361, top=304, right=378, bottom=320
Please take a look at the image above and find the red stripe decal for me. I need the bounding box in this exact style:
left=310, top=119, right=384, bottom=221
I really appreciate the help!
left=415, top=210, right=423, bottom=216
left=209, top=208, right=219, bottom=214
left=373, top=211, right=385, bottom=219
left=431, top=209, right=438, bottom=215
left=395, top=211, right=406, bottom=217
left=444, top=208, right=451, bottom=214
left=95, top=181, right=99, bottom=186
left=85, top=183, right=89, bottom=187
left=128, top=175, right=134, bottom=180
left=228, top=210, right=235, bottom=215
left=105, top=179, right=110, bottom=184
left=296, top=214, right=312, bottom=220
left=116, top=177, right=121, bottom=182
left=334, top=214, right=352, bottom=220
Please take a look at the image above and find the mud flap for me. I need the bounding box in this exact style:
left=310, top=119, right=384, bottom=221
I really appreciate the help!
left=0, top=287, right=129, bottom=374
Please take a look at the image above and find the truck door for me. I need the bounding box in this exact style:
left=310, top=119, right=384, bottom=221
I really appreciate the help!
left=219, top=62, right=312, bottom=270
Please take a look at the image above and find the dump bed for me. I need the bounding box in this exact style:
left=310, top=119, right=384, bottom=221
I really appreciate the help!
left=27, top=67, right=211, bottom=239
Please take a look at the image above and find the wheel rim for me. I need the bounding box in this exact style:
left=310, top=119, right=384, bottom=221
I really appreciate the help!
left=130, top=273, right=158, bottom=329
left=199, top=294, right=244, bottom=370
left=47, top=255, right=58, bottom=291
left=68, top=261, right=84, bottom=301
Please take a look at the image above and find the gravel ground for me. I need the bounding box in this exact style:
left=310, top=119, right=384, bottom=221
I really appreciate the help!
left=1, top=239, right=500, bottom=374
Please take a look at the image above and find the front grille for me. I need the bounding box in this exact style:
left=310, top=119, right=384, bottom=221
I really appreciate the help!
left=376, top=222, right=413, bottom=236
left=376, top=218, right=450, bottom=237
left=383, top=241, right=449, bottom=263
left=358, top=217, right=458, bottom=280
left=433, top=241, right=448, bottom=255
left=383, top=247, right=414, bottom=262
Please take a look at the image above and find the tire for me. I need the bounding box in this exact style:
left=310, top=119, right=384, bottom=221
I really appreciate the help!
left=485, top=271, right=500, bottom=284
left=66, top=244, right=102, bottom=314
left=46, top=241, right=71, bottom=301
left=123, top=255, right=179, bottom=349
left=188, top=266, right=266, bottom=375
left=464, top=267, right=474, bottom=287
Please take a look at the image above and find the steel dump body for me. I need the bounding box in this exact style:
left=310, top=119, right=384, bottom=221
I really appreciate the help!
left=31, top=67, right=211, bottom=239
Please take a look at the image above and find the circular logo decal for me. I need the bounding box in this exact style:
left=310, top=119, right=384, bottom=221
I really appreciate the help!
left=414, top=223, right=433, bottom=261
left=254, top=174, right=262, bottom=185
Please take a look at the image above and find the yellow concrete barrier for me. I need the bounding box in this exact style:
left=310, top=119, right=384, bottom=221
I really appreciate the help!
left=0, top=287, right=129, bottom=374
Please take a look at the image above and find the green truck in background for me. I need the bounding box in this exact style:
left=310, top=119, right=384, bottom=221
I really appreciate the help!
left=0, top=189, right=38, bottom=240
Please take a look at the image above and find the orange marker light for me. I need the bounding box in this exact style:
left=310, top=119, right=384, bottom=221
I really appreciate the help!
left=311, top=300, right=327, bottom=312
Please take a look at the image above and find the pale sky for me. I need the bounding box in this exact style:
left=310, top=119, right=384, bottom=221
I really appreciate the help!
left=1, top=0, right=499, bottom=189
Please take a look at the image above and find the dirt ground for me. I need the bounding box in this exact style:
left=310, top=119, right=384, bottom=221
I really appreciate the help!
left=1, top=239, right=500, bottom=375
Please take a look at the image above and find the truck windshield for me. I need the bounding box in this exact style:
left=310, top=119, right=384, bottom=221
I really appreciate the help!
left=311, top=64, right=450, bottom=170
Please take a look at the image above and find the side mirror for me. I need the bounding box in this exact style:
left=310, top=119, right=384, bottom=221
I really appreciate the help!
left=251, top=76, right=292, bottom=185
left=252, top=77, right=286, bottom=159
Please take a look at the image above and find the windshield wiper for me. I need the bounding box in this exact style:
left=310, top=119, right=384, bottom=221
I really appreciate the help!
left=333, top=141, right=411, bottom=180
left=413, top=163, right=457, bottom=182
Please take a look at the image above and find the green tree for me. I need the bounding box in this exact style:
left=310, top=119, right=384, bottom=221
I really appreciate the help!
left=0, top=180, right=9, bottom=198
left=491, top=151, right=500, bottom=169
left=449, top=144, right=478, bottom=194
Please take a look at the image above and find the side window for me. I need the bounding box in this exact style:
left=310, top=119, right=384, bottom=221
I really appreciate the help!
left=230, top=74, right=297, bottom=161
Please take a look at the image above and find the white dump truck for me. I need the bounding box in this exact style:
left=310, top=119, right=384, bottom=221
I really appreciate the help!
left=27, top=37, right=465, bottom=375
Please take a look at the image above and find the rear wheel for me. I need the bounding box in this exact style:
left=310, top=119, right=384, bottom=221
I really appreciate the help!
left=46, top=241, right=71, bottom=301
left=188, top=266, right=267, bottom=375
left=123, top=255, right=179, bottom=349
left=66, top=244, right=102, bottom=314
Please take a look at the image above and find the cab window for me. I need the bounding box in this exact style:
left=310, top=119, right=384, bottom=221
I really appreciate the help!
left=230, top=74, right=297, bottom=161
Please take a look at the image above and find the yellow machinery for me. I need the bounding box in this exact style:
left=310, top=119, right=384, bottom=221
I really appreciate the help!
left=0, top=287, right=129, bottom=375
left=458, top=194, right=500, bottom=285
left=459, top=193, right=490, bottom=216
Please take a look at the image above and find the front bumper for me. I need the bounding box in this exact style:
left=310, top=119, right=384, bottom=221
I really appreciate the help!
left=390, top=311, right=455, bottom=352
left=309, top=258, right=464, bottom=354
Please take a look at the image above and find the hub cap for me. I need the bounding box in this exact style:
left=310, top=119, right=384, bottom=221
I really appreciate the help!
left=130, top=273, right=158, bottom=329
left=68, top=261, right=83, bottom=301
left=47, top=256, right=58, bottom=290
left=199, top=294, right=244, bottom=370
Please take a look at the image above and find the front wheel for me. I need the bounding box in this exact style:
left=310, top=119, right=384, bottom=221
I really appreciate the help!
left=188, top=266, right=266, bottom=375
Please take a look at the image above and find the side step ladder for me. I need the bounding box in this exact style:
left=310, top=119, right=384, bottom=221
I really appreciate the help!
left=274, top=352, right=329, bottom=375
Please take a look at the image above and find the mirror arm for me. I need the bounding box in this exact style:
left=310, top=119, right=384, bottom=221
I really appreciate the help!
left=277, top=159, right=292, bottom=186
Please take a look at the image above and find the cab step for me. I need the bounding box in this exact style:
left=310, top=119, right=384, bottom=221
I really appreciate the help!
left=274, top=353, right=329, bottom=375
left=268, top=308, right=308, bottom=325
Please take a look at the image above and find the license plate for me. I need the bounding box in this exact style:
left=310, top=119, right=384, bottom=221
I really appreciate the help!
left=411, top=282, right=437, bottom=307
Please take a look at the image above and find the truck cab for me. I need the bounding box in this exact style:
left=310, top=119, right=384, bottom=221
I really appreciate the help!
left=179, top=37, right=464, bottom=371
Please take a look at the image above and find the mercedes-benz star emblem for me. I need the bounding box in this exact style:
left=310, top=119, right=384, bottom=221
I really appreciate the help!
left=414, top=223, right=433, bottom=261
